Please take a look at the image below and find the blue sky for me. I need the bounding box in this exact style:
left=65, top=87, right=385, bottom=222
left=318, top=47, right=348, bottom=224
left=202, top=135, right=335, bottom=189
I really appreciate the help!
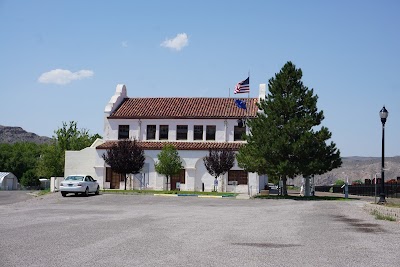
left=1, top=0, right=399, bottom=157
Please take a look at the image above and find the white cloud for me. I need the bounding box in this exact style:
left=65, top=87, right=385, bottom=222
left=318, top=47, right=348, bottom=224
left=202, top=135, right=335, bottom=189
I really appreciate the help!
left=121, top=41, right=128, bottom=47
left=160, top=33, right=188, bottom=51
left=38, top=69, right=94, bottom=85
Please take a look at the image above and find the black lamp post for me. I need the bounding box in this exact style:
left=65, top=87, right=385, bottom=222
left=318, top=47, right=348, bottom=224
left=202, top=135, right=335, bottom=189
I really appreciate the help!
left=379, top=106, right=388, bottom=203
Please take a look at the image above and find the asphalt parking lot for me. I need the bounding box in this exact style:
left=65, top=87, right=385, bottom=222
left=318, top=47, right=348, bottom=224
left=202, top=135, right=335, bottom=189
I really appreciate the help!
left=0, top=192, right=399, bottom=267
left=0, top=190, right=36, bottom=205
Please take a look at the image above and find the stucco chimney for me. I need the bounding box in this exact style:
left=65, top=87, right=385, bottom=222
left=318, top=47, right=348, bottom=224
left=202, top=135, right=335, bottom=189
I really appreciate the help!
left=259, top=84, right=266, bottom=101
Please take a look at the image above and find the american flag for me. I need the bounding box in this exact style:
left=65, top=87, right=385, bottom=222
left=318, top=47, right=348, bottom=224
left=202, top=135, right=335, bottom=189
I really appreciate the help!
left=234, top=77, right=250, bottom=94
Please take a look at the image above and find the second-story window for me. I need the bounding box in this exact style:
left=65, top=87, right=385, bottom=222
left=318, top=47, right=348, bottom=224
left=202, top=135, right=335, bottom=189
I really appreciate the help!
left=118, top=125, right=129, bottom=139
left=176, top=125, right=188, bottom=140
left=194, top=125, right=203, bottom=140
left=206, top=125, right=216, bottom=140
left=146, top=125, right=156, bottom=140
left=159, top=125, right=169, bottom=140
left=234, top=126, right=246, bottom=141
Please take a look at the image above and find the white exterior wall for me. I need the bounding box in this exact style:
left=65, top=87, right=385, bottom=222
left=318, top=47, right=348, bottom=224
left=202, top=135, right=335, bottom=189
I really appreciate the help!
left=65, top=145, right=259, bottom=193
left=64, top=83, right=270, bottom=194
left=105, top=118, right=245, bottom=142
left=84, top=148, right=258, bottom=194
left=65, top=147, right=104, bottom=189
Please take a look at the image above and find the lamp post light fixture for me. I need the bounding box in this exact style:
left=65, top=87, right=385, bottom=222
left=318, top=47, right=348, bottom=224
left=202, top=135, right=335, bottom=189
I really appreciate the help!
left=378, top=106, right=388, bottom=203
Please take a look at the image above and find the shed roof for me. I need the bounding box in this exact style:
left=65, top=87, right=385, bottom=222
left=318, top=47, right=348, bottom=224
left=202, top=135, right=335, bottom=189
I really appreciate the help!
left=0, top=172, right=16, bottom=181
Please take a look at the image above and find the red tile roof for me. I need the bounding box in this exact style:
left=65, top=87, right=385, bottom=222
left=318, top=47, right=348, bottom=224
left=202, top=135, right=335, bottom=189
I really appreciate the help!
left=109, top=97, right=258, bottom=119
left=96, top=141, right=245, bottom=151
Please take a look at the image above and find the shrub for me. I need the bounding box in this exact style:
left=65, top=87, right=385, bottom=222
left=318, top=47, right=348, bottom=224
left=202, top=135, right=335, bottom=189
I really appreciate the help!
left=20, top=169, right=40, bottom=187
left=334, top=179, right=345, bottom=186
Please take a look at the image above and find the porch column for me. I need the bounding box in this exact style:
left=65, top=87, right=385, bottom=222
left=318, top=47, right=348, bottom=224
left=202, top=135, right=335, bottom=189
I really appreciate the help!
left=185, top=168, right=196, bottom=191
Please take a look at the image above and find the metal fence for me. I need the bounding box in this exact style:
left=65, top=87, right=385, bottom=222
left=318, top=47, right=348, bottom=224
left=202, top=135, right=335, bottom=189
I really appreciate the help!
left=315, top=183, right=400, bottom=198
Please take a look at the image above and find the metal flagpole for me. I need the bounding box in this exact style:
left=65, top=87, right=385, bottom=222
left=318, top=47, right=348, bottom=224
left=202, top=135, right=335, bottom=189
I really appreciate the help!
left=246, top=71, right=250, bottom=135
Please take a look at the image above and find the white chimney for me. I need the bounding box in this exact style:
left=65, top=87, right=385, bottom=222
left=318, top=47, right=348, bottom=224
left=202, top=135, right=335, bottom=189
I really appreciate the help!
left=259, top=84, right=266, bottom=101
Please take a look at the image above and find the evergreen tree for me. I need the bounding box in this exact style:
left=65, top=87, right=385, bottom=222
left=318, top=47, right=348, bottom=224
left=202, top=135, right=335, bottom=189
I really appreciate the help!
left=102, top=138, right=145, bottom=190
left=237, top=61, right=342, bottom=195
left=203, top=148, right=235, bottom=192
left=155, top=144, right=182, bottom=191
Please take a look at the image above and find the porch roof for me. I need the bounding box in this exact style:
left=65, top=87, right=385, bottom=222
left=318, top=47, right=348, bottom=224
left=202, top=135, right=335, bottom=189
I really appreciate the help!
left=96, top=141, right=245, bottom=151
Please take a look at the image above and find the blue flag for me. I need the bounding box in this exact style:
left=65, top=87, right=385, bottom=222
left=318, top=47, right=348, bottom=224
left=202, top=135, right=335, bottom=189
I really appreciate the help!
left=234, top=99, right=247, bottom=110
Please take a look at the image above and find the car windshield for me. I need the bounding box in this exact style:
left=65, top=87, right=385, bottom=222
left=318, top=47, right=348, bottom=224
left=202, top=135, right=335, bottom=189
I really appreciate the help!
left=65, top=176, right=84, bottom=181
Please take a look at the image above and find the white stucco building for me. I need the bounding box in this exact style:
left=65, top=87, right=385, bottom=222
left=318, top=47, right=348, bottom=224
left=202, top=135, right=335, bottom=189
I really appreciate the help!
left=65, top=84, right=268, bottom=195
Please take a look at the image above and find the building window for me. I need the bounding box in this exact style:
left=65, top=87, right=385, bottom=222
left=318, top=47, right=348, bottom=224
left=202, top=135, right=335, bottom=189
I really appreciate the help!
left=234, top=126, right=246, bottom=141
left=159, top=125, right=169, bottom=140
left=118, top=125, right=129, bottom=139
left=176, top=125, right=188, bottom=140
left=228, top=170, right=248, bottom=185
left=194, top=125, right=203, bottom=140
left=147, top=125, right=156, bottom=140
left=206, top=125, right=216, bottom=140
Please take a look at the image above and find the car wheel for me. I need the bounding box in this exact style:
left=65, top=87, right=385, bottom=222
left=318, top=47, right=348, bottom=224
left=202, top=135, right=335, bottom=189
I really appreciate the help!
left=95, top=186, right=100, bottom=195
left=61, top=192, right=67, bottom=197
left=84, top=187, right=89, bottom=197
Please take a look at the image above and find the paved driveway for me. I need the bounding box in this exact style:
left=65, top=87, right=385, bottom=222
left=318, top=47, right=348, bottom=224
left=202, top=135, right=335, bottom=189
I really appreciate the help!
left=0, top=193, right=399, bottom=267
left=0, top=190, right=36, bottom=205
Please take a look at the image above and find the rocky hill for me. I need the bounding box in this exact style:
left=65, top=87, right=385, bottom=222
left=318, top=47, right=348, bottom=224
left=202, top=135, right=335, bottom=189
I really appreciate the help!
left=0, top=125, right=52, bottom=144
left=295, top=156, right=400, bottom=186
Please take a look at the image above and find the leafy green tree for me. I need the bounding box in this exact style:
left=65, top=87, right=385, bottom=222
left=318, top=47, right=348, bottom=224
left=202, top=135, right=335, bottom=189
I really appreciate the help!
left=36, top=143, right=64, bottom=177
left=55, top=121, right=101, bottom=151
left=0, top=142, right=44, bottom=181
left=20, top=169, right=41, bottom=187
left=203, top=148, right=235, bottom=192
left=237, top=61, right=341, bottom=195
left=102, top=139, right=145, bottom=190
left=37, top=121, right=101, bottom=178
left=155, top=144, right=183, bottom=191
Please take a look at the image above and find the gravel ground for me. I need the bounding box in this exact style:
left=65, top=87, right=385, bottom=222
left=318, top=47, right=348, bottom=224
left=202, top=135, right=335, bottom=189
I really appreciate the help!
left=0, top=193, right=399, bottom=267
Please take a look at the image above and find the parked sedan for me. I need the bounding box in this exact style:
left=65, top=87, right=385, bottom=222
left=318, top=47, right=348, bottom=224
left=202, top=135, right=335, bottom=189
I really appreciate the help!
left=60, top=175, right=100, bottom=197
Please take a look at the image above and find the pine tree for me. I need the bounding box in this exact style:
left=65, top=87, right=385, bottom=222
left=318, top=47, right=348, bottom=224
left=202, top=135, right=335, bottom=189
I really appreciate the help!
left=237, top=61, right=342, bottom=195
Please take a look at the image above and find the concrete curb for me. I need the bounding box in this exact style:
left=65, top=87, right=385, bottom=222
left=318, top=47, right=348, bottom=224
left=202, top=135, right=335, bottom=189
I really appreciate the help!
left=364, top=203, right=400, bottom=222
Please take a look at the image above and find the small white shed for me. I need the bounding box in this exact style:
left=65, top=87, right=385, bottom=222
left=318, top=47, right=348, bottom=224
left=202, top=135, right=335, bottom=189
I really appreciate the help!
left=0, top=172, right=18, bottom=190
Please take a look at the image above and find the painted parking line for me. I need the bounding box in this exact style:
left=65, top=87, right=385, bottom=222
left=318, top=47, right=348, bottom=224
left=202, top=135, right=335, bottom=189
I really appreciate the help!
left=153, top=194, right=178, bottom=197
left=197, top=195, right=223, bottom=198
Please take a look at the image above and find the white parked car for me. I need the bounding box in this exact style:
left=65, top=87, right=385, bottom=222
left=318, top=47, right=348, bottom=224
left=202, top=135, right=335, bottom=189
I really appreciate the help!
left=268, top=183, right=278, bottom=190
left=60, top=175, right=100, bottom=197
